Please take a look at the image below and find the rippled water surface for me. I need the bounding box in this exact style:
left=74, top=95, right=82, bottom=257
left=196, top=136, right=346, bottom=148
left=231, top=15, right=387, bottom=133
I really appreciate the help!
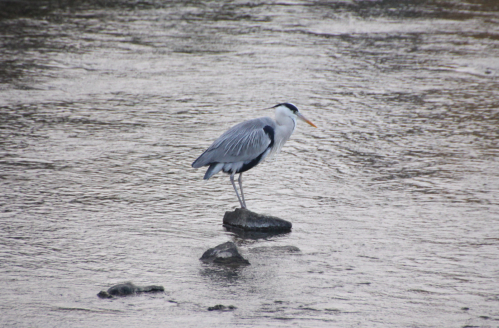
left=1, top=0, right=498, bottom=327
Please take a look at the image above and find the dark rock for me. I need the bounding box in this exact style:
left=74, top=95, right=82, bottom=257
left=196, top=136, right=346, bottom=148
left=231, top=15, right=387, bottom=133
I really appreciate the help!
left=200, top=241, right=250, bottom=266
left=223, top=208, right=292, bottom=232
left=224, top=224, right=290, bottom=240
left=208, top=304, right=237, bottom=311
left=97, top=290, right=113, bottom=299
left=97, top=282, right=165, bottom=298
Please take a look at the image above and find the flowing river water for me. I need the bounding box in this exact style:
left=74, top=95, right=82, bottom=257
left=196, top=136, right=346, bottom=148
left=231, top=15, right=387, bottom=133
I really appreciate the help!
left=1, top=0, right=498, bottom=327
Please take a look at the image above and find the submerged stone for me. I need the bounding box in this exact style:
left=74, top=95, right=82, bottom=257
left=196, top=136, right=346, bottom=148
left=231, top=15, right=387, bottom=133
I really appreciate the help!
left=200, top=241, right=250, bottom=266
left=97, top=282, right=165, bottom=298
left=223, top=208, right=292, bottom=232
left=208, top=304, right=237, bottom=311
left=249, top=245, right=301, bottom=254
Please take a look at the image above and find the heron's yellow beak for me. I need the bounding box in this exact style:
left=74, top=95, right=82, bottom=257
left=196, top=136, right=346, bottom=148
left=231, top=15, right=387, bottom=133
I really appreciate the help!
left=297, top=113, right=317, bottom=128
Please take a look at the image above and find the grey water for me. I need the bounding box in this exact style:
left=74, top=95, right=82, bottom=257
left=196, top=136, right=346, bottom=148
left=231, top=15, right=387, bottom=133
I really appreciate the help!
left=1, top=0, right=498, bottom=327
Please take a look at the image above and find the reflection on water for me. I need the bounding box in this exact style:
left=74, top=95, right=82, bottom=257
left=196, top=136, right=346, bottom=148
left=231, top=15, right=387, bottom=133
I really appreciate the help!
left=1, top=0, right=498, bottom=327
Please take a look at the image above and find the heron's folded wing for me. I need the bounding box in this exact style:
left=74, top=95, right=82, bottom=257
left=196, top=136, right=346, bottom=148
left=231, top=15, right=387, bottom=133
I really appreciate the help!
left=192, top=117, right=275, bottom=168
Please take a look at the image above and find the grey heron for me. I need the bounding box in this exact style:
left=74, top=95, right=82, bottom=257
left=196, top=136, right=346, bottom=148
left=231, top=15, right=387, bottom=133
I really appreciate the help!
left=192, top=103, right=316, bottom=208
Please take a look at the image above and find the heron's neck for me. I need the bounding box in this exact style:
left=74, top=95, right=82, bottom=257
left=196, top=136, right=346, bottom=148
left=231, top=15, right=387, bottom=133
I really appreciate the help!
left=275, top=115, right=296, bottom=146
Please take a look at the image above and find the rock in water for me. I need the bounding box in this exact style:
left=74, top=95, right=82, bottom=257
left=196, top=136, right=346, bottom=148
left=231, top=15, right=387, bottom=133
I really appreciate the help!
left=223, top=208, right=292, bottom=232
left=97, top=282, right=165, bottom=298
left=200, top=241, right=250, bottom=266
left=208, top=304, right=237, bottom=311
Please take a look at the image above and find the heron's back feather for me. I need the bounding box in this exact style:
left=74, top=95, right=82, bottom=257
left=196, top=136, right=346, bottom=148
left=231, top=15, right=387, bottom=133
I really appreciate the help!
left=192, top=117, right=276, bottom=169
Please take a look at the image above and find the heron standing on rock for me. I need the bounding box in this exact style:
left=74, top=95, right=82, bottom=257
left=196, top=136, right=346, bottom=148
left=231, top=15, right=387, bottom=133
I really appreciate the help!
left=192, top=103, right=316, bottom=209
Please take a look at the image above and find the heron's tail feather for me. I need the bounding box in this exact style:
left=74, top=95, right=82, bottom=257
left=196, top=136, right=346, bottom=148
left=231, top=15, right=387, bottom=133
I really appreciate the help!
left=192, top=155, right=207, bottom=168
left=204, top=163, right=224, bottom=180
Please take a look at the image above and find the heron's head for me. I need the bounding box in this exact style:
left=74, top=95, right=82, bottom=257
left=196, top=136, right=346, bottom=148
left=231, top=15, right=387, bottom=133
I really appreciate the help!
left=273, top=103, right=317, bottom=128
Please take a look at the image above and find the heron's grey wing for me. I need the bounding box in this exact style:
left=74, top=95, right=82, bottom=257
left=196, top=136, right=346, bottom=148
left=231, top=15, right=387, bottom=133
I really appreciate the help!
left=192, top=117, right=275, bottom=168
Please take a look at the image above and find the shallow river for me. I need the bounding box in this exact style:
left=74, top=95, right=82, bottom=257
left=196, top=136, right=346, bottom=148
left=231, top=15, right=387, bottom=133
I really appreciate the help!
left=1, top=0, right=498, bottom=327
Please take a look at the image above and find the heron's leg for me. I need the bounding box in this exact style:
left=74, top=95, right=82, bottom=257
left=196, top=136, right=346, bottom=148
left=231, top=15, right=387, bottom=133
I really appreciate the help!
left=230, top=173, right=245, bottom=208
left=238, top=173, right=247, bottom=208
